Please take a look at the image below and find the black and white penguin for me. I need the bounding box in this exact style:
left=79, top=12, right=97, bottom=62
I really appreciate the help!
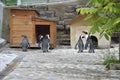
left=41, top=34, right=50, bottom=53
left=38, top=34, right=43, bottom=48
left=75, top=35, right=84, bottom=53
left=82, top=31, right=95, bottom=53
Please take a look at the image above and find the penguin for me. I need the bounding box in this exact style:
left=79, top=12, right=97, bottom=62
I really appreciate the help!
left=82, top=31, right=95, bottom=53
left=75, top=35, right=84, bottom=53
left=41, top=34, right=50, bottom=53
left=82, top=31, right=90, bottom=49
left=21, top=35, right=30, bottom=52
left=88, top=38, right=95, bottom=53
left=38, top=34, right=43, bottom=48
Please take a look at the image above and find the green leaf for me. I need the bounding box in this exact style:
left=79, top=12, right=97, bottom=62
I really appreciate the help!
left=84, top=15, right=92, bottom=20
left=76, top=8, right=81, bottom=13
left=76, top=8, right=97, bottom=15
left=94, top=1, right=102, bottom=7
left=90, top=26, right=98, bottom=34
left=76, top=0, right=120, bottom=39
left=104, top=33, right=110, bottom=40
left=114, top=17, right=120, bottom=25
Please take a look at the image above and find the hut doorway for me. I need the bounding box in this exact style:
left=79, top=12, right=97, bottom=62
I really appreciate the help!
left=35, top=25, right=50, bottom=43
left=91, top=36, right=98, bottom=48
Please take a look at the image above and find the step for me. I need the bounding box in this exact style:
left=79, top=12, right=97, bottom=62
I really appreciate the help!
left=57, top=39, right=70, bottom=45
left=57, top=35, right=70, bottom=39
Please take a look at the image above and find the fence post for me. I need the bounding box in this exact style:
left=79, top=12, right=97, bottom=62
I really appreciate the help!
left=119, top=35, right=120, bottom=62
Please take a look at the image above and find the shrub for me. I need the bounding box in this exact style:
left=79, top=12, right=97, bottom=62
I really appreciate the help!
left=103, top=50, right=119, bottom=69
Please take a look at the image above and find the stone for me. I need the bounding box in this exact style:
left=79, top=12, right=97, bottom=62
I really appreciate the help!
left=0, top=38, right=6, bottom=48
left=39, top=11, right=46, bottom=17
left=56, top=25, right=64, bottom=30
left=36, top=5, right=48, bottom=11
left=65, top=5, right=76, bottom=13
left=46, top=10, right=55, bottom=17
left=63, top=13, right=75, bottom=19
left=110, top=63, right=120, bottom=70
left=48, top=4, right=66, bottom=17
left=40, top=17, right=59, bottom=22
left=64, top=19, right=72, bottom=24
left=58, top=21, right=65, bottom=25
left=47, top=17, right=60, bottom=22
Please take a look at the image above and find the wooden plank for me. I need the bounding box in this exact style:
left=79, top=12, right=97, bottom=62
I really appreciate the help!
left=12, top=31, right=33, bottom=36
left=12, top=26, right=33, bottom=30
left=12, top=38, right=33, bottom=43
left=12, top=18, right=32, bottom=25
left=11, top=31, right=34, bottom=43
left=12, top=15, right=30, bottom=19
left=10, top=43, right=36, bottom=47
left=10, top=10, right=13, bottom=45
left=12, top=34, right=34, bottom=45
left=12, top=16, right=32, bottom=20
left=35, top=22, right=51, bottom=25
left=12, top=34, right=33, bottom=38
left=32, top=18, right=36, bottom=44
left=12, top=28, right=33, bottom=31
left=11, top=10, right=36, bottom=16
left=10, top=43, right=21, bottom=47
left=12, top=30, right=33, bottom=33
left=50, top=22, right=56, bottom=47
left=12, top=24, right=33, bottom=27
left=53, top=22, right=56, bottom=47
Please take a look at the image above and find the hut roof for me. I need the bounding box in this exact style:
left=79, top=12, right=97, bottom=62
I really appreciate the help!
left=68, top=15, right=80, bottom=25
left=68, top=14, right=89, bottom=25
left=33, top=16, right=56, bottom=22
left=68, top=14, right=87, bottom=25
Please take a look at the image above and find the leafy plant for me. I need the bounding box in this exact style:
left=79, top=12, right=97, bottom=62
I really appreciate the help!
left=76, top=0, right=120, bottom=39
left=103, top=50, right=119, bottom=69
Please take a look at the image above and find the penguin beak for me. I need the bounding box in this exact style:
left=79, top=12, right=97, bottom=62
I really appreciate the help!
left=82, top=31, right=88, bottom=34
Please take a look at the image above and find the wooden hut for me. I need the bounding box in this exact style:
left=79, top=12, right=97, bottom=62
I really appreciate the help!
left=10, top=9, right=56, bottom=47
left=69, top=15, right=111, bottom=48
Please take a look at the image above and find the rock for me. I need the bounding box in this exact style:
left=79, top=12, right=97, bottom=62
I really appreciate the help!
left=110, top=63, right=120, bottom=70
left=0, top=38, right=6, bottom=48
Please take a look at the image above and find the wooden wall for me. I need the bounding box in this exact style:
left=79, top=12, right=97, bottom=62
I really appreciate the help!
left=10, top=9, right=36, bottom=46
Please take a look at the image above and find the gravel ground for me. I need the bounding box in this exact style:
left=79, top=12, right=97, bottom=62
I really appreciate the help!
left=0, top=45, right=120, bottom=80
left=0, top=54, right=17, bottom=72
